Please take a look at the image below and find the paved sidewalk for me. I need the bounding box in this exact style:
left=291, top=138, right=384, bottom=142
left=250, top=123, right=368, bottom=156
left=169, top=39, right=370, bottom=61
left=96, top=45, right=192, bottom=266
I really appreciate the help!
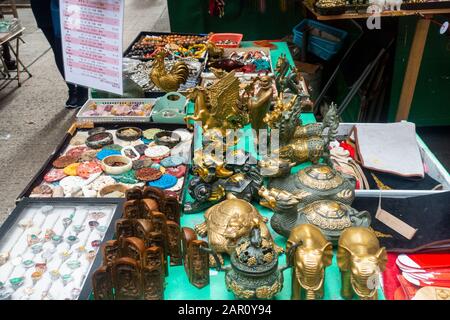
left=0, top=0, right=170, bottom=224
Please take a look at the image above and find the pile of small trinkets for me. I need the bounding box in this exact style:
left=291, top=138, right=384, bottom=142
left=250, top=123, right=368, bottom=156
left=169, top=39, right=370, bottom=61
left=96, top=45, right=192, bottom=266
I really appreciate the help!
left=215, top=39, right=239, bottom=46
left=208, top=50, right=272, bottom=74
left=79, top=101, right=154, bottom=117
left=0, top=203, right=115, bottom=300
left=125, top=34, right=209, bottom=60
left=126, top=58, right=203, bottom=93
left=30, top=126, right=193, bottom=199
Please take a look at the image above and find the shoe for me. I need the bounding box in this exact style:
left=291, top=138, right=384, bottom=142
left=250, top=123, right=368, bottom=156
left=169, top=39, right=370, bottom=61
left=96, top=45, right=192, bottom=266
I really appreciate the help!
left=76, top=86, right=89, bottom=107
left=5, top=60, right=17, bottom=71
left=65, top=85, right=79, bottom=109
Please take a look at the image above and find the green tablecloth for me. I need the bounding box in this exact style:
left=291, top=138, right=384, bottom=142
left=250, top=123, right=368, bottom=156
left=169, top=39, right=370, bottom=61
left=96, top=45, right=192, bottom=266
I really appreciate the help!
left=167, top=42, right=385, bottom=300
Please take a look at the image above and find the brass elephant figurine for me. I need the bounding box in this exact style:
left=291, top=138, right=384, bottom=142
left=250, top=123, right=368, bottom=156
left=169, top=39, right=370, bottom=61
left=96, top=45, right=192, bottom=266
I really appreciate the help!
left=286, top=224, right=333, bottom=300
left=337, top=227, right=388, bottom=300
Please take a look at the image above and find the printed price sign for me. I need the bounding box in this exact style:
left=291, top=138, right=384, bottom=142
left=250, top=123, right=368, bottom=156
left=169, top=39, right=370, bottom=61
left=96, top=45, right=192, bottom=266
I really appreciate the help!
left=60, top=0, right=124, bottom=95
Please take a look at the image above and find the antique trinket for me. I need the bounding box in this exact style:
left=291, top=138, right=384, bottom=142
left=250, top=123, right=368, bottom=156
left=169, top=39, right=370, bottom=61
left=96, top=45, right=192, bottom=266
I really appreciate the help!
left=184, top=70, right=248, bottom=133
left=224, top=225, right=284, bottom=299
left=112, top=257, right=142, bottom=300
left=101, top=155, right=132, bottom=175
left=142, top=246, right=165, bottom=300
left=166, top=221, right=182, bottom=266
left=244, top=76, right=273, bottom=136
left=194, top=199, right=275, bottom=264
left=149, top=51, right=190, bottom=92
left=182, top=227, right=214, bottom=289
left=154, top=131, right=181, bottom=148
left=259, top=187, right=371, bottom=242
left=337, top=227, right=387, bottom=300
left=286, top=224, right=333, bottom=300
left=116, top=127, right=143, bottom=141
left=264, top=99, right=339, bottom=167
left=265, top=164, right=356, bottom=204
left=86, top=132, right=114, bottom=149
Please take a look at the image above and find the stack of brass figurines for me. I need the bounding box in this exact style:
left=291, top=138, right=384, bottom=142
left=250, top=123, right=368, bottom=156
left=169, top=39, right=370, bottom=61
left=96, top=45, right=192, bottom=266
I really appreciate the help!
left=179, top=55, right=385, bottom=300
left=92, top=53, right=386, bottom=300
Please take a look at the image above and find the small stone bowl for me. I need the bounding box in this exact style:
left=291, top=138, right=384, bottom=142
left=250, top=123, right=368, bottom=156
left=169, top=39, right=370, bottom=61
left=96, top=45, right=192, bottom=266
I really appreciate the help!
left=101, top=155, right=132, bottom=175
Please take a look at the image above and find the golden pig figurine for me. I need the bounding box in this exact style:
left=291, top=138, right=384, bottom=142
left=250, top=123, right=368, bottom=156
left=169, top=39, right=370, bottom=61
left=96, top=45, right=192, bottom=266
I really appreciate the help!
left=286, top=224, right=333, bottom=300
left=337, top=227, right=387, bottom=300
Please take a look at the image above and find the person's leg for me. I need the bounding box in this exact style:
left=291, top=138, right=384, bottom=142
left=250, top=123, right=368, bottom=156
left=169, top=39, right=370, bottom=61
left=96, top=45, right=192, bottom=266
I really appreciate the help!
left=30, top=0, right=78, bottom=108
left=1, top=44, right=17, bottom=70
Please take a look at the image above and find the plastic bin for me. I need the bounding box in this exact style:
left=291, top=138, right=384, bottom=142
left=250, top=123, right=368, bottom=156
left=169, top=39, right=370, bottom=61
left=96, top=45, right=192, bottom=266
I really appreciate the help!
left=293, top=19, right=347, bottom=61
left=208, top=33, right=243, bottom=48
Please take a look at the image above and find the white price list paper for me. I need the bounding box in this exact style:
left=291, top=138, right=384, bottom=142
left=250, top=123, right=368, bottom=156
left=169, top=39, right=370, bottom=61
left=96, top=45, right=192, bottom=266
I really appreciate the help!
left=60, top=0, right=124, bottom=95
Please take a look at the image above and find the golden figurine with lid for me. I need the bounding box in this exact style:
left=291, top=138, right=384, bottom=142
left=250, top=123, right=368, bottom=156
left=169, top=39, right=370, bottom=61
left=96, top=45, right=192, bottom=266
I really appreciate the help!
left=337, top=227, right=387, bottom=300
left=194, top=199, right=275, bottom=266
left=286, top=224, right=333, bottom=300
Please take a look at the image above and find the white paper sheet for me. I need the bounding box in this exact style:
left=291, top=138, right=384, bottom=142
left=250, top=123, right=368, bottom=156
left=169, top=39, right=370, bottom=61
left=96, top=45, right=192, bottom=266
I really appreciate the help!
left=60, top=0, right=124, bottom=95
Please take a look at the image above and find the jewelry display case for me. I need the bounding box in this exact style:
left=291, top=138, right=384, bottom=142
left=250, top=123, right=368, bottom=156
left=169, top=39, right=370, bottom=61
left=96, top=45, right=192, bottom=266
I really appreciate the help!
left=0, top=198, right=123, bottom=300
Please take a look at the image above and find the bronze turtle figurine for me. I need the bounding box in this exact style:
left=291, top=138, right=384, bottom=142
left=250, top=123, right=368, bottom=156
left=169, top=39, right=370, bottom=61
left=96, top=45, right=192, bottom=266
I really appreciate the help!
left=268, top=164, right=356, bottom=205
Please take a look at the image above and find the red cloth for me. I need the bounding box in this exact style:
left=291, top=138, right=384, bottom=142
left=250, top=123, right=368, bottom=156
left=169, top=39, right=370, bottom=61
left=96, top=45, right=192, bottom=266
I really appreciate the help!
left=383, top=253, right=401, bottom=300
left=339, top=141, right=356, bottom=159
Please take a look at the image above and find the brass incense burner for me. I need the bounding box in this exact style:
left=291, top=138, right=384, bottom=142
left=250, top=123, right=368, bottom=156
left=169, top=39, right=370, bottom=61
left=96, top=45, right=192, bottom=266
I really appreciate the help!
left=224, top=225, right=284, bottom=299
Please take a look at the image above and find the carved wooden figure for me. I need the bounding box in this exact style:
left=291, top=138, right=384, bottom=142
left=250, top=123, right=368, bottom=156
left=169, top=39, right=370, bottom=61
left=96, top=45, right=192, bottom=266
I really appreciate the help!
left=103, top=240, right=119, bottom=266
left=123, top=200, right=142, bottom=219
left=134, top=219, right=154, bottom=247
left=167, top=221, right=182, bottom=266
left=189, top=240, right=210, bottom=289
left=161, top=195, right=181, bottom=225
left=183, top=227, right=210, bottom=289
left=92, top=265, right=114, bottom=300
left=120, top=237, right=146, bottom=268
left=115, top=219, right=134, bottom=239
left=182, top=227, right=198, bottom=275
left=112, top=257, right=142, bottom=300
left=142, top=246, right=165, bottom=300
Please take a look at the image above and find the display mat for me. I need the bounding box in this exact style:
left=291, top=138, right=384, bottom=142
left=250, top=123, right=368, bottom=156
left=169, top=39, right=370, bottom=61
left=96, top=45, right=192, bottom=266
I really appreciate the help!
left=0, top=198, right=124, bottom=300
left=18, top=122, right=193, bottom=202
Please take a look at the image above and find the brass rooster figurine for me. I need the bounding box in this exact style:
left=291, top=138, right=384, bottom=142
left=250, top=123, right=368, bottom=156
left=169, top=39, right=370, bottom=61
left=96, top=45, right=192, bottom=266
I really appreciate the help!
left=150, top=51, right=190, bottom=92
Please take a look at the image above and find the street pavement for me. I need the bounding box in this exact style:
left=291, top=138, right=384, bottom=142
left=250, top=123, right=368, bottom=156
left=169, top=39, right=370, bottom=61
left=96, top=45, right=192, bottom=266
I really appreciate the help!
left=0, top=0, right=170, bottom=224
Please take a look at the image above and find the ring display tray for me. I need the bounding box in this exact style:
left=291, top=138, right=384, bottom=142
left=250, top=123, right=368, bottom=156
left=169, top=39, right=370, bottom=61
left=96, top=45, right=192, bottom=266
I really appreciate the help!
left=0, top=198, right=123, bottom=300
